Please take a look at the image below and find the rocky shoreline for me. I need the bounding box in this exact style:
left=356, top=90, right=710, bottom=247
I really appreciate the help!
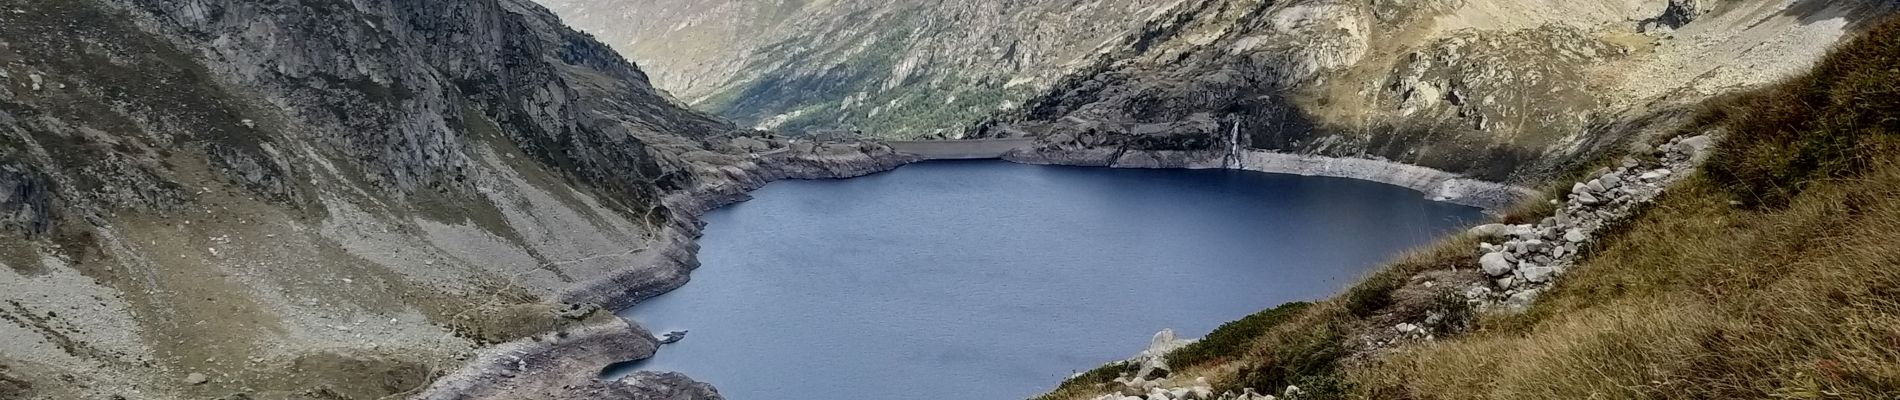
left=1003, top=148, right=1538, bottom=211
left=423, top=142, right=1536, bottom=399
left=420, top=145, right=919, bottom=399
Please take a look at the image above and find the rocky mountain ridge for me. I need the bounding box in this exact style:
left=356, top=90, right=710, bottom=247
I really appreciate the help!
left=979, top=0, right=1893, bottom=184
left=538, top=0, right=1181, bottom=137
left=551, top=0, right=1891, bottom=186
left=0, top=0, right=850, bottom=398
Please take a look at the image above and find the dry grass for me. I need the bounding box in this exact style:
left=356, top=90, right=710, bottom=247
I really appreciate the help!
left=1031, top=15, right=1900, bottom=400
left=1351, top=165, right=1900, bottom=399
left=1344, top=16, right=1900, bottom=399
left=1699, top=17, right=1900, bottom=208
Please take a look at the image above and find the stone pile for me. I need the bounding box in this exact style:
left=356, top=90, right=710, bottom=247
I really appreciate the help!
left=1463, top=134, right=1714, bottom=311
left=1088, top=330, right=1309, bottom=400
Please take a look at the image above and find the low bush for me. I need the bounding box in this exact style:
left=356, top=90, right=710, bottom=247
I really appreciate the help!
left=1168, top=302, right=1314, bottom=368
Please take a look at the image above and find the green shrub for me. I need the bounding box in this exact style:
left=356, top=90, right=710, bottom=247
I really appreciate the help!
left=1167, top=302, right=1313, bottom=367
left=1342, top=235, right=1480, bottom=318
left=1230, top=309, right=1353, bottom=398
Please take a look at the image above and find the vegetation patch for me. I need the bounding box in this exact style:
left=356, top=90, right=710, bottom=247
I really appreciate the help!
left=1168, top=302, right=1314, bottom=368
left=1699, top=18, right=1900, bottom=208
left=1035, top=361, right=1140, bottom=400
left=1342, top=235, right=1481, bottom=319
left=1228, top=305, right=1354, bottom=397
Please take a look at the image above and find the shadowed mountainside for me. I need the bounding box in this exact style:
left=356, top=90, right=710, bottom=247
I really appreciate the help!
left=0, top=0, right=779, bottom=397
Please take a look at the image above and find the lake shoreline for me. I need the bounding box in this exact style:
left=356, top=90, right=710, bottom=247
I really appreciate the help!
left=1002, top=147, right=1538, bottom=211
left=424, top=143, right=1534, bottom=399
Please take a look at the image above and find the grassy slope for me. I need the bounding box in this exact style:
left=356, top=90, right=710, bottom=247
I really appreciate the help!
left=1038, top=15, right=1900, bottom=400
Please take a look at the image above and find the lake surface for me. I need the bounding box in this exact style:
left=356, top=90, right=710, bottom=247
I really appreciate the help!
left=615, top=160, right=1483, bottom=399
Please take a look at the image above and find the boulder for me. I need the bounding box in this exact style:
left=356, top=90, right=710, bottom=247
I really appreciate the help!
left=1480, top=252, right=1514, bottom=276
left=1519, top=239, right=1547, bottom=254
left=1520, top=265, right=1556, bottom=283
left=1678, top=135, right=1716, bottom=159
left=1563, top=229, right=1588, bottom=243
left=1467, top=223, right=1510, bottom=237
left=1575, top=192, right=1601, bottom=206
left=1600, top=174, right=1624, bottom=190
left=1584, top=179, right=1606, bottom=193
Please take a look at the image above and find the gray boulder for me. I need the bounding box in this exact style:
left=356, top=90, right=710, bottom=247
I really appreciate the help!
left=1480, top=252, right=1515, bottom=277
left=1563, top=229, right=1588, bottom=243
left=1520, top=265, right=1556, bottom=283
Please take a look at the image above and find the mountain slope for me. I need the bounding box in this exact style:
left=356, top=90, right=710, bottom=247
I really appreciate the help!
left=552, top=0, right=1888, bottom=186
left=538, top=0, right=1179, bottom=137
left=1035, top=10, right=1900, bottom=400
left=984, top=0, right=1895, bottom=183
left=0, top=0, right=762, bottom=397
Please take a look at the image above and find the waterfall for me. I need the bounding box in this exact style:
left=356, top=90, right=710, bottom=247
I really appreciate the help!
left=1225, top=115, right=1244, bottom=169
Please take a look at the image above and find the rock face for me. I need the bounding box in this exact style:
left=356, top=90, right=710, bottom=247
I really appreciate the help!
left=553, top=0, right=1893, bottom=183
left=537, top=0, right=1176, bottom=138
left=977, top=0, right=1895, bottom=184
left=0, top=0, right=822, bottom=398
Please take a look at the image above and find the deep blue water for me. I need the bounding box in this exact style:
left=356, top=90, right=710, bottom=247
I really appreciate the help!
left=615, top=160, right=1482, bottom=399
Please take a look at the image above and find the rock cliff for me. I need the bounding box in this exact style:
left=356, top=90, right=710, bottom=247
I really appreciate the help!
left=978, top=0, right=1894, bottom=183
left=0, top=0, right=912, bottom=398
left=548, top=0, right=1892, bottom=185
left=537, top=0, right=1177, bottom=137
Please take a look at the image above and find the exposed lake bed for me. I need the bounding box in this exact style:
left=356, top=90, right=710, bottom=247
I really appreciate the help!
left=611, top=160, right=1484, bottom=399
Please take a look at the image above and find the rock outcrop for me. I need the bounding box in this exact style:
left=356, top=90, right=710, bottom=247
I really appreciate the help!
left=551, top=0, right=1894, bottom=188
left=0, top=0, right=823, bottom=398
left=973, top=0, right=1892, bottom=185
left=537, top=0, right=1177, bottom=137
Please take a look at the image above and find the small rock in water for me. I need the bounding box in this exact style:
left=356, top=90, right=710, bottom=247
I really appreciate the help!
left=659, top=330, right=688, bottom=345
